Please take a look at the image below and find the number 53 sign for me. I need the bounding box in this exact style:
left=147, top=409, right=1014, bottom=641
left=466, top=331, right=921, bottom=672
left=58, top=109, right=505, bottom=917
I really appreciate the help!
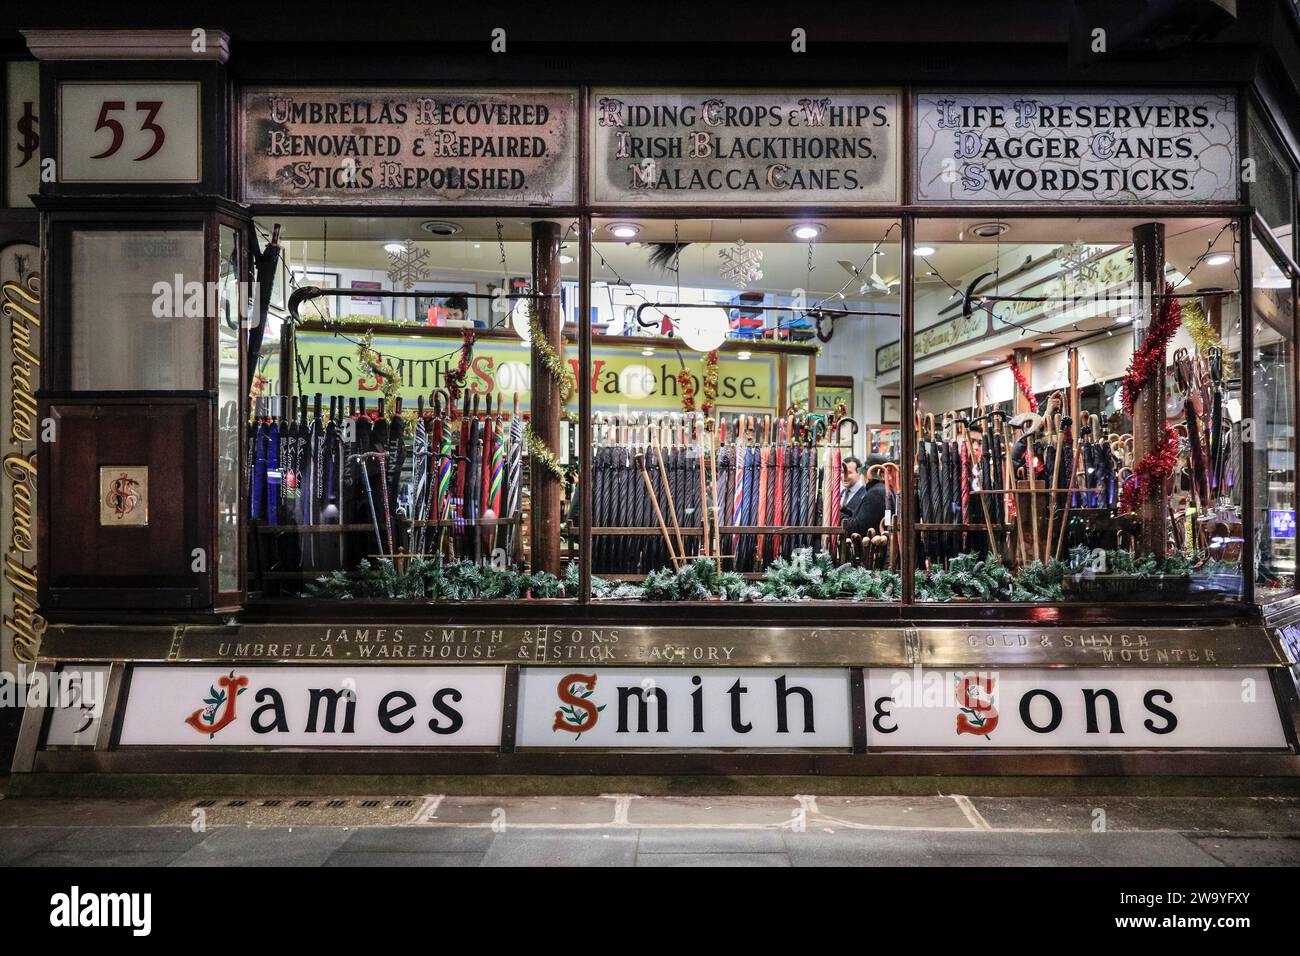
left=58, top=81, right=201, bottom=183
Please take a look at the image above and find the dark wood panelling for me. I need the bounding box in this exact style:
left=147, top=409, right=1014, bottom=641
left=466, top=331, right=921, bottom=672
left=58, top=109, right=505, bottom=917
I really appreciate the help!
left=40, top=398, right=210, bottom=609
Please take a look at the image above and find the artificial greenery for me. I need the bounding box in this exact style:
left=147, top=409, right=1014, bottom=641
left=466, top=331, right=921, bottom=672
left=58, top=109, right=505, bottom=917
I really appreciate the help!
left=306, top=557, right=568, bottom=601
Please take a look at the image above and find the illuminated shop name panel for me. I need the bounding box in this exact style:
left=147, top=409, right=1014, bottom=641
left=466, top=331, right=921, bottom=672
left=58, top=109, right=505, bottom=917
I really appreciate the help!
left=914, top=90, right=1238, bottom=204
left=865, top=667, right=1287, bottom=748
left=117, top=666, right=505, bottom=747
left=518, top=667, right=853, bottom=748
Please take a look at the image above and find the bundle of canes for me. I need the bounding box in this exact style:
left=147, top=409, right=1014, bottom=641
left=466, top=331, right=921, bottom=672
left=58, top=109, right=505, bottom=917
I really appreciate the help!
left=1044, top=414, right=1070, bottom=563
left=654, top=418, right=687, bottom=561
left=636, top=451, right=679, bottom=568
left=958, top=416, right=1000, bottom=561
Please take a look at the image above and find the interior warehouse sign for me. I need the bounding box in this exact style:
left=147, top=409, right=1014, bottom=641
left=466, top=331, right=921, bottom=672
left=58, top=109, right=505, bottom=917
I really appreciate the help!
left=865, top=667, right=1287, bottom=748
left=240, top=88, right=577, bottom=205
left=914, top=91, right=1238, bottom=203
left=591, top=89, right=900, bottom=205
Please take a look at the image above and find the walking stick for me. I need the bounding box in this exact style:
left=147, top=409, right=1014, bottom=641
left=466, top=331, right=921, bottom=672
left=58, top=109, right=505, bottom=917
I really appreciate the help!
left=637, top=452, right=678, bottom=568
left=1045, top=414, right=1068, bottom=563
left=654, top=421, right=687, bottom=560
left=959, top=418, right=999, bottom=560
left=1055, top=424, right=1083, bottom=560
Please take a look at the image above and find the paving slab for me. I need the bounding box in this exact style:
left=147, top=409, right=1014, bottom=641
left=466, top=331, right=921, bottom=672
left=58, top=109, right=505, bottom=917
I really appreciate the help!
left=427, top=795, right=617, bottom=826
left=0, top=798, right=179, bottom=828
left=970, top=796, right=1300, bottom=834
left=813, top=795, right=978, bottom=829
left=45, top=826, right=208, bottom=854
left=324, top=851, right=484, bottom=867
left=636, top=828, right=788, bottom=853
left=339, top=826, right=494, bottom=852
left=169, top=826, right=354, bottom=867
left=23, top=850, right=187, bottom=867
left=480, top=829, right=638, bottom=867
left=0, top=827, right=76, bottom=865
left=153, top=797, right=424, bottom=828
left=1188, top=835, right=1300, bottom=867
left=637, top=852, right=791, bottom=867
left=1081, top=831, right=1221, bottom=867
left=626, top=796, right=802, bottom=827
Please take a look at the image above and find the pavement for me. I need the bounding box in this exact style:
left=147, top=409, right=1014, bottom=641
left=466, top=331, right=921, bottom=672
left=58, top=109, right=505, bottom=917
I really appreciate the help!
left=1, top=792, right=1299, bottom=866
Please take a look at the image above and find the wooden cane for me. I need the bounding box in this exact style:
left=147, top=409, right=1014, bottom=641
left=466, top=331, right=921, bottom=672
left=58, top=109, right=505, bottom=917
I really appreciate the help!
left=960, top=421, right=1000, bottom=561
left=637, top=452, right=679, bottom=568
left=1004, top=421, right=1028, bottom=567
left=1044, top=414, right=1067, bottom=563
left=1055, top=429, right=1084, bottom=561
left=654, top=423, right=687, bottom=561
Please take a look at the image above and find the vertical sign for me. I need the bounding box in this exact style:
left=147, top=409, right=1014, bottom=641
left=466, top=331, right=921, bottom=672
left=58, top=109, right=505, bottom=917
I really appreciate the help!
left=1, top=244, right=42, bottom=674
left=58, top=81, right=202, bottom=183
left=5, top=62, right=40, bottom=206
left=914, top=90, right=1238, bottom=204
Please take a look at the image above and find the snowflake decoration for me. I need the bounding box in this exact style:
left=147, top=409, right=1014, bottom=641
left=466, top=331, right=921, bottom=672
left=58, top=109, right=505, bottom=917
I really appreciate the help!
left=1054, top=239, right=1100, bottom=284
left=718, top=239, right=764, bottom=289
left=386, top=239, right=431, bottom=290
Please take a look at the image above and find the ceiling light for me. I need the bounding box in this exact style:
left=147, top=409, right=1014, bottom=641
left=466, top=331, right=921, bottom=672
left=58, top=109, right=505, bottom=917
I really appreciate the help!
left=789, top=223, right=823, bottom=240
left=1037, top=338, right=1058, bottom=347
left=420, top=220, right=461, bottom=237
left=970, top=221, right=1011, bottom=239
left=979, top=358, right=995, bottom=366
left=608, top=222, right=641, bottom=239
left=1116, top=314, right=1133, bottom=324
left=383, top=242, right=406, bottom=255
left=1204, top=253, right=1232, bottom=266
left=641, top=347, right=655, bottom=357
left=737, top=350, right=752, bottom=361
left=914, top=245, right=937, bottom=256
left=559, top=254, right=574, bottom=264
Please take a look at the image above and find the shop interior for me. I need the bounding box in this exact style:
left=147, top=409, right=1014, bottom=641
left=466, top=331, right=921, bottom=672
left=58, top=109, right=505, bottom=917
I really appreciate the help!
left=234, top=213, right=1295, bottom=605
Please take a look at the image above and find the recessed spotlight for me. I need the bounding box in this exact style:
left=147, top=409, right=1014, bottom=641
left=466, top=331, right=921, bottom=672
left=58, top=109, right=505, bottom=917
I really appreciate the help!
left=914, top=245, right=937, bottom=256
left=969, top=221, right=1011, bottom=239
left=1115, top=314, right=1133, bottom=324
left=383, top=242, right=406, bottom=254
left=789, top=223, right=824, bottom=240
left=979, top=358, right=995, bottom=366
left=737, top=350, right=752, bottom=361
left=420, top=220, right=461, bottom=237
left=641, top=347, right=655, bottom=357
left=930, top=373, right=945, bottom=380
left=559, top=254, right=574, bottom=264
left=1037, top=338, right=1058, bottom=347
left=1204, top=253, right=1232, bottom=267
left=607, top=222, right=641, bottom=239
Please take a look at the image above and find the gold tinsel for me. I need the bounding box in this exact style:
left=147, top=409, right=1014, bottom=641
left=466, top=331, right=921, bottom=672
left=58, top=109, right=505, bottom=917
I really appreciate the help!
left=357, top=331, right=403, bottom=408
left=1181, top=300, right=1232, bottom=379
left=525, top=303, right=574, bottom=481
left=525, top=423, right=566, bottom=481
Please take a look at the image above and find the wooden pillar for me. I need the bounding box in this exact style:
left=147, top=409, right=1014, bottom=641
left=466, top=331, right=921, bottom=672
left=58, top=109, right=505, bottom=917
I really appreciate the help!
left=1012, top=347, right=1034, bottom=413
left=1204, top=289, right=1223, bottom=337
left=1132, top=222, right=1167, bottom=556
left=530, top=220, right=563, bottom=575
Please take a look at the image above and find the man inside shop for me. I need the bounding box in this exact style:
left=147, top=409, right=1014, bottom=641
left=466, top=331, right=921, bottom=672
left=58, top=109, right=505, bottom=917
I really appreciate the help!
left=841, top=455, right=888, bottom=536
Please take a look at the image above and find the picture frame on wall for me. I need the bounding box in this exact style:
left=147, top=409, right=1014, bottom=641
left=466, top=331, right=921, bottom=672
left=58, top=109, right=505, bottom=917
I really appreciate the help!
left=881, top=394, right=901, bottom=424
left=412, top=280, right=478, bottom=327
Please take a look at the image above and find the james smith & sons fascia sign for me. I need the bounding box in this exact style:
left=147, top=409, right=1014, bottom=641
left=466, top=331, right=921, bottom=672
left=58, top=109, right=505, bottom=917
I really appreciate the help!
left=914, top=90, right=1239, bottom=204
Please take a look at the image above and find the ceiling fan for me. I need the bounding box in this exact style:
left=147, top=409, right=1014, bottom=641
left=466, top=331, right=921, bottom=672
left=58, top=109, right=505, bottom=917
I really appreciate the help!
left=837, top=251, right=899, bottom=297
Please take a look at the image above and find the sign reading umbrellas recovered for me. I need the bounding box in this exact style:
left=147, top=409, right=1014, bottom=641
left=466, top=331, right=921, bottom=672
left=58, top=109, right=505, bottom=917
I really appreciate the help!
left=241, top=88, right=577, bottom=205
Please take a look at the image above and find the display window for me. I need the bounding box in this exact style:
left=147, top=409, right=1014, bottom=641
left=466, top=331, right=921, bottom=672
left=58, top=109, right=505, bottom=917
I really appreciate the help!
left=909, top=217, right=1244, bottom=603
left=587, top=218, right=902, bottom=602
left=243, top=217, right=581, bottom=601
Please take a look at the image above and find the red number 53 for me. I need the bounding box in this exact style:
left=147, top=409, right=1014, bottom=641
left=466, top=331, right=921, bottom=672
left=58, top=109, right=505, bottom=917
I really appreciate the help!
left=90, top=100, right=165, bottom=161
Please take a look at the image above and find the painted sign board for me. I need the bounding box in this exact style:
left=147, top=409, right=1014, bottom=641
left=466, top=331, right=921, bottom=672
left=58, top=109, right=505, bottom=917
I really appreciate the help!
left=241, top=88, right=577, bottom=205
left=591, top=89, right=900, bottom=205
left=518, top=667, right=853, bottom=748
left=914, top=90, right=1238, bottom=204
left=865, top=667, right=1287, bottom=748
left=119, top=665, right=506, bottom=747
left=58, top=81, right=202, bottom=183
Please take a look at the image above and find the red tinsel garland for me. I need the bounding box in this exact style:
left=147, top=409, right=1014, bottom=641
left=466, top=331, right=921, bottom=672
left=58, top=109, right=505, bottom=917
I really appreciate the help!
left=1121, top=282, right=1181, bottom=415
left=1119, top=424, right=1180, bottom=513
left=444, top=329, right=476, bottom=412
left=1006, top=354, right=1038, bottom=412
left=678, top=367, right=697, bottom=413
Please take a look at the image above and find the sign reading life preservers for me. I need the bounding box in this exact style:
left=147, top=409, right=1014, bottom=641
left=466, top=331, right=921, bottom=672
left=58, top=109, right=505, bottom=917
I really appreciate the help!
left=40, top=664, right=1290, bottom=751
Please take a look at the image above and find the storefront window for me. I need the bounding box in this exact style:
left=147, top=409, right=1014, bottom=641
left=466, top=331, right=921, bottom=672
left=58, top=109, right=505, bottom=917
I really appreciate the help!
left=217, top=225, right=242, bottom=595
left=588, top=218, right=902, bottom=602
left=246, top=217, right=579, bottom=601
left=1247, top=106, right=1296, bottom=252
left=68, top=228, right=205, bottom=390
left=1251, top=240, right=1297, bottom=601
left=909, top=217, right=1243, bottom=603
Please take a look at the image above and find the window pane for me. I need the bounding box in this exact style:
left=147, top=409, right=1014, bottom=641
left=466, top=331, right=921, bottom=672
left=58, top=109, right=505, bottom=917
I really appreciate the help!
left=589, top=219, right=902, bottom=603
left=246, top=217, right=578, bottom=601
left=912, top=217, right=1243, bottom=603
left=1251, top=241, right=1297, bottom=601
left=217, top=225, right=242, bottom=594
left=70, top=229, right=205, bottom=390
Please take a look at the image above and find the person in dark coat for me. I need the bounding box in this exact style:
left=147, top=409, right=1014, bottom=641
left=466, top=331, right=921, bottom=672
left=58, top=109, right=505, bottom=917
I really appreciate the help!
left=841, top=454, right=888, bottom=537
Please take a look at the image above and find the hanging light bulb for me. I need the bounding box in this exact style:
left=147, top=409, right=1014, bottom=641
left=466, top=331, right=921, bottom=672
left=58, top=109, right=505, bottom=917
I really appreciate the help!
left=676, top=307, right=729, bottom=352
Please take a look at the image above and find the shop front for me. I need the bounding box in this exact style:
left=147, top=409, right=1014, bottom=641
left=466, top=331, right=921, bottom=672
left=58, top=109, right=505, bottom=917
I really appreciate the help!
left=5, top=22, right=1300, bottom=780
